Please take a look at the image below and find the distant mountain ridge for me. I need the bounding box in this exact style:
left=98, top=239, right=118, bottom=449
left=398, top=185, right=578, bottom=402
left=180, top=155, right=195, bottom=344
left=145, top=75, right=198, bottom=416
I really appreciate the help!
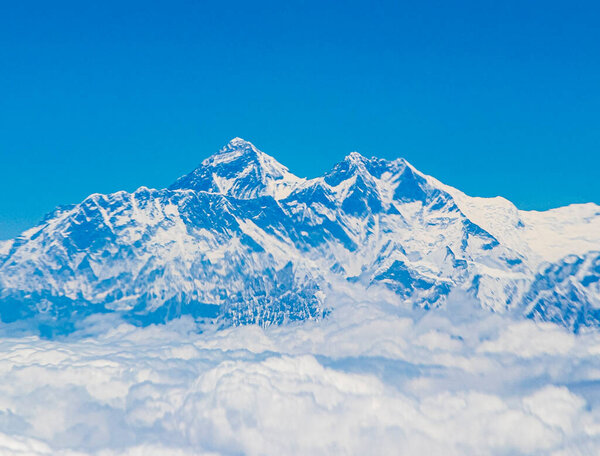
left=1, top=138, right=599, bottom=332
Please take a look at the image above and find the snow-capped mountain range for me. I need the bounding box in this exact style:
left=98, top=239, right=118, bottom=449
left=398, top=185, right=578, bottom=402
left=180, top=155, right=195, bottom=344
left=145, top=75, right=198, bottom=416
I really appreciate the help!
left=1, top=138, right=599, bottom=332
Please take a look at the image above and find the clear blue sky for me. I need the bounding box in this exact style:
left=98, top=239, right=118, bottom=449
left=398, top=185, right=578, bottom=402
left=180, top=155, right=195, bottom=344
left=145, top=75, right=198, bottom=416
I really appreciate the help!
left=1, top=0, right=599, bottom=239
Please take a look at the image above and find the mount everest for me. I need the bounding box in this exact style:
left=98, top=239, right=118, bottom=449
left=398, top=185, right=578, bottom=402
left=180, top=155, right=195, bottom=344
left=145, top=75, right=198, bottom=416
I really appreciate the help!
left=0, top=137, right=599, bottom=332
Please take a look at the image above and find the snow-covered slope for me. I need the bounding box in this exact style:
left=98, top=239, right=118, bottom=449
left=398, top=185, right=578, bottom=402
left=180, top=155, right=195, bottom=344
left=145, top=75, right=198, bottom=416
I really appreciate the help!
left=445, top=186, right=600, bottom=266
left=1, top=138, right=599, bottom=332
left=523, top=251, right=600, bottom=331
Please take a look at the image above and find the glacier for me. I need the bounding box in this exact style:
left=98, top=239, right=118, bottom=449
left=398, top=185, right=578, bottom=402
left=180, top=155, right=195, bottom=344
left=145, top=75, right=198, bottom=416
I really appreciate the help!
left=1, top=137, right=599, bottom=333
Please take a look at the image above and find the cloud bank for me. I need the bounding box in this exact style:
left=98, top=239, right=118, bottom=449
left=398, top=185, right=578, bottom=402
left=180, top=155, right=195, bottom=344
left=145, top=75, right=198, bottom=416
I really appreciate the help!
left=1, top=299, right=600, bottom=455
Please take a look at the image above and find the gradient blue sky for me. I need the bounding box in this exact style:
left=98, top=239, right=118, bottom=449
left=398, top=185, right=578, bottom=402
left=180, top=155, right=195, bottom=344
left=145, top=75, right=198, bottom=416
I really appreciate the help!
left=1, top=0, right=599, bottom=239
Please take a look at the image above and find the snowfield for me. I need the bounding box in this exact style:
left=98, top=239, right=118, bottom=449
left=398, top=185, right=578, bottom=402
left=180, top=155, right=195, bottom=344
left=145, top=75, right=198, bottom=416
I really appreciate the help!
left=1, top=298, right=600, bottom=455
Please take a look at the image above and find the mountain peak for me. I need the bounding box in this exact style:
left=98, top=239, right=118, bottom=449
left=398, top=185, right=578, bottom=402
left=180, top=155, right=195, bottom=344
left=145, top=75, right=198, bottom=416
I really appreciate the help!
left=208, top=137, right=262, bottom=164
left=170, top=139, right=303, bottom=199
left=345, top=151, right=367, bottom=162
left=325, top=152, right=395, bottom=187
left=228, top=136, right=251, bottom=146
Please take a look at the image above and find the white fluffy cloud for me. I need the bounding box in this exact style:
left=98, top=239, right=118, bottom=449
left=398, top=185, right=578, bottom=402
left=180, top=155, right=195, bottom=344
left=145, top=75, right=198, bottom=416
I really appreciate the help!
left=1, top=300, right=600, bottom=455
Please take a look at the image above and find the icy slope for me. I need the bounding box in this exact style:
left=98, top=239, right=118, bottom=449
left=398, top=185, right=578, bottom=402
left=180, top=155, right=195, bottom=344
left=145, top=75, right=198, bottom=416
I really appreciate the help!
left=0, top=138, right=599, bottom=331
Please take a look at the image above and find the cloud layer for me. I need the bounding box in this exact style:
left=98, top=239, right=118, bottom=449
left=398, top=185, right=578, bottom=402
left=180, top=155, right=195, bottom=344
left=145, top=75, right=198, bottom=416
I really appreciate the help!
left=1, top=299, right=600, bottom=455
